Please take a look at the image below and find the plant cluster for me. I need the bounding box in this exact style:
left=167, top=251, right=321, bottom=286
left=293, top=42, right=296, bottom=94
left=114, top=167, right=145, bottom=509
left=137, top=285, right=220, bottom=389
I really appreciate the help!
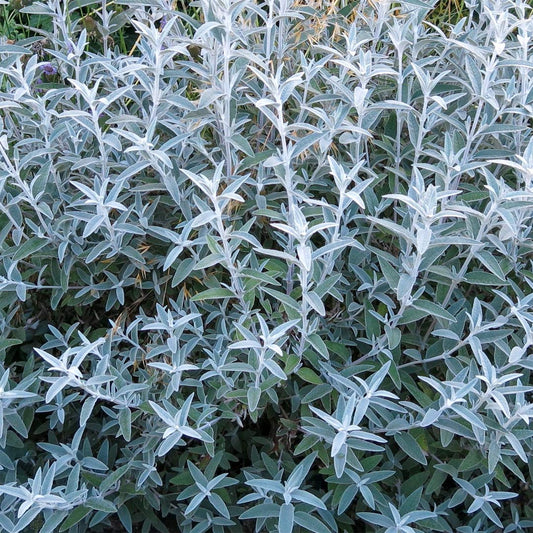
left=0, top=0, right=532, bottom=532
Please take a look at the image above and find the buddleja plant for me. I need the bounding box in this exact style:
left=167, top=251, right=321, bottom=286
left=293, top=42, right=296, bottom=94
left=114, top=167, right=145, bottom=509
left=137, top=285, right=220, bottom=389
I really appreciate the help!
left=0, top=0, right=532, bottom=531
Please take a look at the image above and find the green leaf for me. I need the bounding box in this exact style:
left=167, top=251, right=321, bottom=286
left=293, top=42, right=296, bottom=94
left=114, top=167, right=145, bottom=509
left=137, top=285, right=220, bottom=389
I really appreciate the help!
left=84, top=498, right=117, bottom=513
left=378, top=256, right=400, bottom=290
left=305, top=291, right=326, bottom=316
left=450, top=404, right=486, bottom=430
left=368, top=217, right=414, bottom=244
left=240, top=503, right=280, bottom=519
left=385, top=325, right=401, bottom=350
left=397, top=307, right=430, bottom=325
left=464, top=271, right=509, bottom=286
left=172, top=258, right=196, bottom=287
left=5, top=411, right=29, bottom=438
left=80, top=396, right=97, bottom=427
left=230, top=134, right=254, bottom=156
left=261, top=287, right=300, bottom=311
left=294, top=511, right=331, bottom=533
left=284, top=353, right=300, bottom=375
left=100, top=464, right=130, bottom=493
left=388, top=360, right=402, bottom=390
left=412, top=299, right=456, bottom=322
left=193, top=253, right=224, bottom=270
left=118, top=408, right=132, bottom=441
left=118, top=504, right=133, bottom=533
left=240, top=149, right=275, bottom=170
left=190, top=288, right=234, bottom=301
left=394, top=432, right=427, bottom=465
left=307, top=333, right=329, bottom=359
left=297, top=367, right=322, bottom=385
left=402, top=0, right=435, bottom=8
left=59, top=506, right=92, bottom=531
left=291, top=132, right=323, bottom=158
left=339, top=484, right=359, bottom=514
left=12, top=237, right=48, bottom=261
left=301, top=383, right=332, bottom=403
left=121, top=246, right=145, bottom=264
left=364, top=301, right=381, bottom=338
left=294, top=435, right=320, bottom=455
left=458, top=449, right=483, bottom=473
left=314, top=274, right=342, bottom=298
left=432, top=329, right=460, bottom=340
left=247, top=386, right=261, bottom=412
left=0, top=338, right=22, bottom=351
left=40, top=511, right=68, bottom=533
left=425, top=468, right=448, bottom=496
left=358, top=512, right=395, bottom=527
left=241, top=268, right=280, bottom=286
left=279, top=503, right=295, bottom=533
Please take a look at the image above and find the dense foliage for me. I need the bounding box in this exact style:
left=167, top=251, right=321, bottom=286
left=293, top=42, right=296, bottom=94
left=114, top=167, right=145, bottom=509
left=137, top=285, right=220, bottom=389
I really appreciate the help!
left=1, top=0, right=533, bottom=531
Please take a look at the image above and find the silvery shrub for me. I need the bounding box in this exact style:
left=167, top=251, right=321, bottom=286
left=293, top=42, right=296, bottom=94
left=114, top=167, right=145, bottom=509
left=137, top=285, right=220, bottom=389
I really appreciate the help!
left=0, top=0, right=532, bottom=531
